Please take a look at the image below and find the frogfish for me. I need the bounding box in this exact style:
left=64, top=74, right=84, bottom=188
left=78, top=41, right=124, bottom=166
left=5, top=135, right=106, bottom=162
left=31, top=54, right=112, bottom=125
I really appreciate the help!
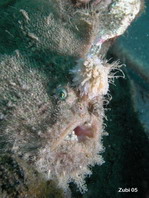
left=0, top=0, right=143, bottom=196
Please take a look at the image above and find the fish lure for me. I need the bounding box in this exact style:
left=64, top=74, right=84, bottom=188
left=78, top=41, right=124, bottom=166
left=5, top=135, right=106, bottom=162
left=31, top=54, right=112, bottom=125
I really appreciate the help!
left=71, top=0, right=141, bottom=99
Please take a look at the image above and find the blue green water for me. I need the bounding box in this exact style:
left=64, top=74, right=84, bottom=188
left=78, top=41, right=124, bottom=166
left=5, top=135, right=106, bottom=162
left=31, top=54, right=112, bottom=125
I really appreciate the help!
left=115, top=0, right=149, bottom=81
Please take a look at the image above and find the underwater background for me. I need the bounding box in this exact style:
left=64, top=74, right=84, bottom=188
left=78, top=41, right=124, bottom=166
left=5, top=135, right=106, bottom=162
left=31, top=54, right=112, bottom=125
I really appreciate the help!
left=0, top=0, right=149, bottom=198
left=71, top=0, right=149, bottom=197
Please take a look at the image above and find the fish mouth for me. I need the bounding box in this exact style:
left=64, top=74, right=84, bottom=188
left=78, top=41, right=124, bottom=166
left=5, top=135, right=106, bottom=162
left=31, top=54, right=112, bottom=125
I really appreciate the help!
left=51, top=115, right=99, bottom=151
left=66, top=119, right=98, bottom=141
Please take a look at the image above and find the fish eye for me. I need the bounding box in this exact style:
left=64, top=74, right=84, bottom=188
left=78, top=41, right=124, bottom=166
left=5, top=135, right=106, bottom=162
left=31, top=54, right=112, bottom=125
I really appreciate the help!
left=55, top=88, right=68, bottom=100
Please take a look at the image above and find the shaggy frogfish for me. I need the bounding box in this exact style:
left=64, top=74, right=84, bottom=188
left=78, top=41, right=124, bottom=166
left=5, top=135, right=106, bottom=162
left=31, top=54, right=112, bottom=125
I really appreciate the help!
left=0, top=0, right=142, bottom=196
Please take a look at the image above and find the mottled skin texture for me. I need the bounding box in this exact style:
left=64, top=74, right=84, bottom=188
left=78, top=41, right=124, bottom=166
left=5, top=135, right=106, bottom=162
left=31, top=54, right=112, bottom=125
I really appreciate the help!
left=0, top=1, right=110, bottom=196
left=0, top=0, right=142, bottom=197
left=0, top=48, right=105, bottom=194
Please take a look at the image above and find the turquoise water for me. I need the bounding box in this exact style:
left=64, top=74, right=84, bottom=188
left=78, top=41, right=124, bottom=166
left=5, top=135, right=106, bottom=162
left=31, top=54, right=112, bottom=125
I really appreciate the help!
left=113, top=0, right=149, bottom=82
